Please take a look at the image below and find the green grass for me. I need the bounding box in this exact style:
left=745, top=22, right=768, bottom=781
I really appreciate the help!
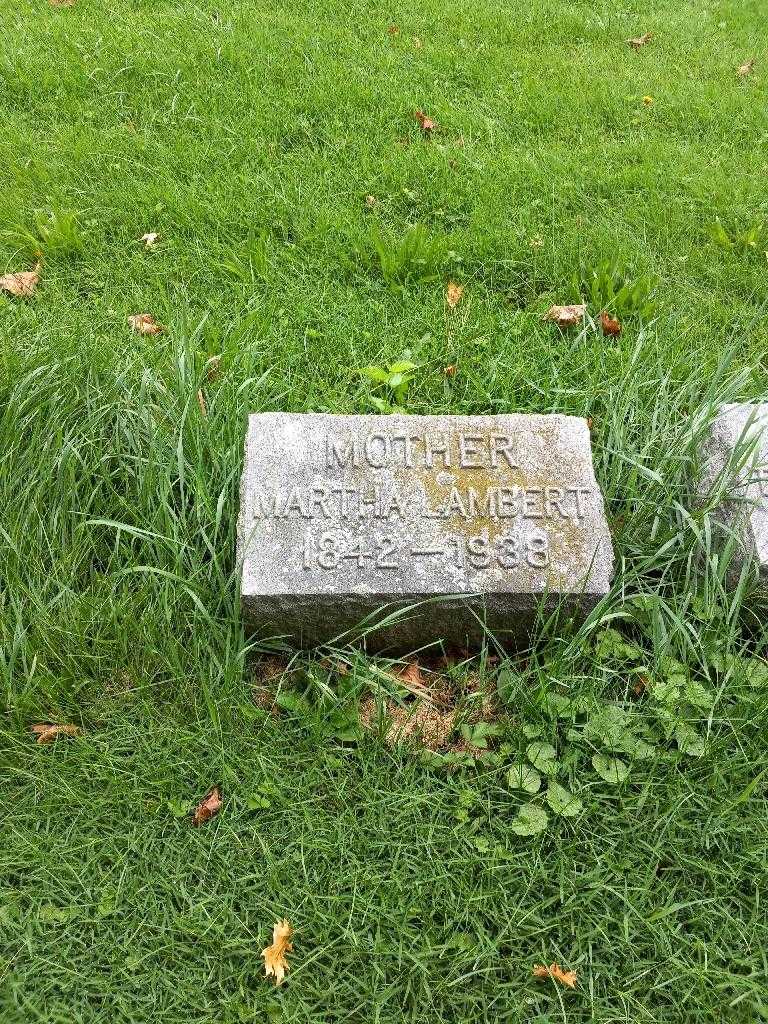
left=2, top=0, right=768, bottom=1020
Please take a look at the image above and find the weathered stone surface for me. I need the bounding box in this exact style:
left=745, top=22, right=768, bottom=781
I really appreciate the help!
left=698, top=403, right=768, bottom=581
left=237, top=413, right=614, bottom=649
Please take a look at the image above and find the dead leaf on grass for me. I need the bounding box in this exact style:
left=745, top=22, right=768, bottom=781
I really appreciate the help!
left=387, top=24, right=400, bottom=35
left=445, top=281, right=464, bottom=309
left=205, top=354, right=222, bottom=381
left=412, top=36, right=423, bottom=49
left=49, top=0, right=75, bottom=6
left=443, top=364, right=457, bottom=377
left=191, top=785, right=222, bottom=826
left=319, top=658, right=350, bottom=677
left=543, top=304, right=586, bottom=327
left=0, top=261, right=41, bottom=299
left=737, top=58, right=755, bottom=77
left=633, top=673, right=650, bottom=696
left=31, top=723, right=81, bottom=744
left=414, top=110, right=436, bottom=134
left=533, top=963, right=578, bottom=989
left=365, top=195, right=377, bottom=208
left=128, top=313, right=163, bottom=335
left=196, top=389, right=208, bottom=417
left=262, top=919, right=293, bottom=985
left=139, top=232, right=159, bottom=248
left=627, top=32, right=653, bottom=50
left=600, top=311, right=622, bottom=336
left=392, top=658, right=432, bottom=699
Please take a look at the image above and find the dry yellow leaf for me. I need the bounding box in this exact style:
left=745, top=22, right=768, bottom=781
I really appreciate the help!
left=365, top=195, right=377, bottom=208
left=196, top=389, right=208, bottom=417
left=205, top=355, right=222, bottom=382
left=627, top=32, right=653, bottom=50
left=31, top=723, right=81, bottom=744
left=414, top=110, right=436, bottom=133
left=543, top=304, right=586, bottom=327
left=413, top=36, right=423, bottom=49
left=738, top=58, right=755, bottom=77
left=445, top=281, right=464, bottom=309
left=0, top=261, right=41, bottom=299
left=533, top=963, right=578, bottom=989
left=443, top=364, right=457, bottom=377
left=642, top=95, right=654, bottom=106
left=262, top=919, right=293, bottom=985
left=140, top=232, right=159, bottom=248
left=128, top=313, right=163, bottom=335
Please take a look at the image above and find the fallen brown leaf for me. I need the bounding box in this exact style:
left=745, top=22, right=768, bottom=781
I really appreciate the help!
left=205, top=354, right=222, bottom=382
left=396, top=658, right=424, bottom=688
left=586, top=416, right=593, bottom=431
left=627, top=32, right=653, bottom=50
left=543, top=304, right=586, bottom=327
left=445, top=281, right=464, bottom=309
left=128, top=313, right=163, bottom=335
left=387, top=24, right=400, bottom=35
left=391, top=658, right=439, bottom=702
left=443, top=364, right=457, bottom=377
left=413, top=36, right=423, bottom=49
left=262, top=919, right=293, bottom=985
left=533, top=963, right=578, bottom=989
left=320, top=658, right=350, bottom=677
left=738, top=58, right=755, bottom=77
left=600, top=311, right=622, bottom=336
left=140, top=232, right=159, bottom=248
left=196, top=389, right=208, bottom=417
left=414, top=110, right=436, bottom=134
left=365, top=194, right=377, bottom=208
left=191, top=785, right=222, bottom=826
left=31, top=723, right=81, bottom=744
left=633, top=673, right=650, bottom=697
left=0, top=261, right=41, bottom=299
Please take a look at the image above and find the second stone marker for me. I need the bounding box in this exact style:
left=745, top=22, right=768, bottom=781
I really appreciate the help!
left=237, top=413, right=614, bottom=649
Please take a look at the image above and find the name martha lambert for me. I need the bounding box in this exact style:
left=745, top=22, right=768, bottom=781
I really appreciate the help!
left=247, top=431, right=595, bottom=523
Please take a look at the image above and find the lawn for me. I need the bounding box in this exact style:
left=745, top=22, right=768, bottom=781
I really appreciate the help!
left=2, top=0, right=768, bottom=1021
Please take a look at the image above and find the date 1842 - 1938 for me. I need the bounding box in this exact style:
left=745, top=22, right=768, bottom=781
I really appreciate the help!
left=303, top=530, right=550, bottom=571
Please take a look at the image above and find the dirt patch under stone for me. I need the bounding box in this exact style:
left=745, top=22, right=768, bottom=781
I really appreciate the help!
left=250, top=651, right=503, bottom=754
left=251, top=655, right=292, bottom=715
left=360, top=662, right=500, bottom=755
left=359, top=691, right=456, bottom=749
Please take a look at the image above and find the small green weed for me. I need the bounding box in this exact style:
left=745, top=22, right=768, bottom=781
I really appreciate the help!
left=355, top=352, right=419, bottom=411
left=218, top=227, right=270, bottom=282
left=364, top=223, right=448, bottom=289
left=574, top=258, right=658, bottom=318
left=707, top=216, right=767, bottom=254
left=3, top=208, right=85, bottom=259
left=271, top=662, right=362, bottom=742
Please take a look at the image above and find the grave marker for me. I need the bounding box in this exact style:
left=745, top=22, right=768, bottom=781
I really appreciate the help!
left=237, top=413, right=614, bottom=648
left=699, top=402, right=768, bottom=582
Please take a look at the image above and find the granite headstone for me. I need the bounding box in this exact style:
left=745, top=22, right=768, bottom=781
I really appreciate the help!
left=237, top=413, right=614, bottom=648
left=698, top=402, right=768, bottom=582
